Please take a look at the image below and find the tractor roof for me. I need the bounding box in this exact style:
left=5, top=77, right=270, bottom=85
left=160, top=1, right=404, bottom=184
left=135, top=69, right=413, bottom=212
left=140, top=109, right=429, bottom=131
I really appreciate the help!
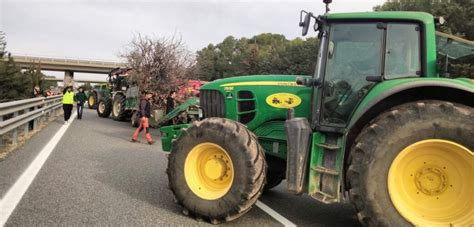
left=326, top=11, right=434, bottom=24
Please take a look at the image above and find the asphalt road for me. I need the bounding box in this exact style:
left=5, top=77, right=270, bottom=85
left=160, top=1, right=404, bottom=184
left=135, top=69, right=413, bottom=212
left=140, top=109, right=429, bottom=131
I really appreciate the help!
left=0, top=108, right=360, bottom=226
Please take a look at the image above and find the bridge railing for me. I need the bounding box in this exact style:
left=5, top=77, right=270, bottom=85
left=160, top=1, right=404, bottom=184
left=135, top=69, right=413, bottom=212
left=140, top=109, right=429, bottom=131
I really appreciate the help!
left=0, top=96, right=63, bottom=147
left=11, top=55, right=125, bottom=67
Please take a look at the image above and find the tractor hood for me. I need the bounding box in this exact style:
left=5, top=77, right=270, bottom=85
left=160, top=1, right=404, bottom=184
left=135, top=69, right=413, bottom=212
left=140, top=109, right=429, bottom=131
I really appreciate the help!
left=199, top=75, right=312, bottom=130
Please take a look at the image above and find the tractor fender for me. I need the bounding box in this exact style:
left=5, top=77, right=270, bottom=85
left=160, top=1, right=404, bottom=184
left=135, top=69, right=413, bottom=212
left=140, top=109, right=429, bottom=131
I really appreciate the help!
left=349, top=79, right=473, bottom=130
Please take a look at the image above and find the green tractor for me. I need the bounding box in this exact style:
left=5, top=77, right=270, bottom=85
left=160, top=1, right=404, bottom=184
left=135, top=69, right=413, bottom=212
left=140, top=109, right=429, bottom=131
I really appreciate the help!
left=162, top=6, right=474, bottom=227
left=96, top=67, right=140, bottom=123
left=87, top=83, right=108, bottom=109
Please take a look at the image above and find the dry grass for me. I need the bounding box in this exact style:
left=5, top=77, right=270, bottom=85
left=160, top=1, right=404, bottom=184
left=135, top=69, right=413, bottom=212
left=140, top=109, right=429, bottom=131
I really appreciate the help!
left=0, top=111, right=62, bottom=161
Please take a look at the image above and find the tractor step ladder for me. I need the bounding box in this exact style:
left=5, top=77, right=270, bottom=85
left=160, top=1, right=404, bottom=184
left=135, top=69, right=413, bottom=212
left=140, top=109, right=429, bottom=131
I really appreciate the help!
left=316, top=143, right=340, bottom=150
left=311, top=133, right=343, bottom=204
left=313, top=166, right=339, bottom=175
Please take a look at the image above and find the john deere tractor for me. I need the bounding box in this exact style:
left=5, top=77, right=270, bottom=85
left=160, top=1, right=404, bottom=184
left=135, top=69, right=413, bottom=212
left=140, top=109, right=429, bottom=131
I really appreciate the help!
left=162, top=5, right=473, bottom=226
left=96, top=67, right=139, bottom=122
left=87, top=83, right=108, bottom=109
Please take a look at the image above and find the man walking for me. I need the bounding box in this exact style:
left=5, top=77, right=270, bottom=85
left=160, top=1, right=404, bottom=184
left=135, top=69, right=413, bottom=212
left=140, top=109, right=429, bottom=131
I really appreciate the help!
left=131, top=91, right=154, bottom=145
left=166, top=91, right=176, bottom=114
left=62, top=86, right=75, bottom=124
left=166, top=90, right=177, bottom=125
left=75, top=87, right=87, bottom=120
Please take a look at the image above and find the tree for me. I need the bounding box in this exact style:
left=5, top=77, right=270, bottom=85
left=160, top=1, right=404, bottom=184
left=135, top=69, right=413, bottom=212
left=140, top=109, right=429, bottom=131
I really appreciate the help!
left=374, top=0, right=474, bottom=39
left=195, top=33, right=318, bottom=81
left=121, top=34, right=196, bottom=108
left=0, top=32, right=54, bottom=102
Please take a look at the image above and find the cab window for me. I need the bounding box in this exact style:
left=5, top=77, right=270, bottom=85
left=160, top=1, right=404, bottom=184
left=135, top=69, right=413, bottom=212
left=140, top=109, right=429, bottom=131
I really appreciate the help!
left=384, top=23, right=421, bottom=79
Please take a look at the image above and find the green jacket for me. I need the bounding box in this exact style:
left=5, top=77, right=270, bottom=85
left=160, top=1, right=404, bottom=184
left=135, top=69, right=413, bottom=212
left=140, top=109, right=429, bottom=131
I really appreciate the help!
left=63, top=91, right=75, bottom=104
left=75, top=92, right=87, bottom=104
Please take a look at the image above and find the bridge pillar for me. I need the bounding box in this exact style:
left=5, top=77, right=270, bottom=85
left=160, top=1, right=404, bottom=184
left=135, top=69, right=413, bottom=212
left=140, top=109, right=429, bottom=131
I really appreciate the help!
left=64, top=70, right=74, bottom=87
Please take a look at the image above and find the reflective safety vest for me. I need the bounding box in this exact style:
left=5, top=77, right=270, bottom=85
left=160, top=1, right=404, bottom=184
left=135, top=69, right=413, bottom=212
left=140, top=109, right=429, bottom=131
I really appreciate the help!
left=63, top=91, right=75, bottom=104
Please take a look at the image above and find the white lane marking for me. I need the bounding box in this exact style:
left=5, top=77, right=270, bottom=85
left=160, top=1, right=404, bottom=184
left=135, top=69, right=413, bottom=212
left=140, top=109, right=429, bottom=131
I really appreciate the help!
left=256, top=200, right=297, bottom=227
left=0, top=113, right=76, bottom=226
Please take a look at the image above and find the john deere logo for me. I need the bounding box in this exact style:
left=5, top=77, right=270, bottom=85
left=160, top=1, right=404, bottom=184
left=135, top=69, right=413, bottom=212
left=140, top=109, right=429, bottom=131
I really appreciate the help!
left=266, top=93, right=301, bottom=109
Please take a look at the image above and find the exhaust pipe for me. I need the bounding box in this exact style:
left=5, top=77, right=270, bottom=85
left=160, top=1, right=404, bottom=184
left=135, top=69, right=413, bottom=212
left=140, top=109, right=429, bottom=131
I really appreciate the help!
left=285, top=108, right=312, bottom=194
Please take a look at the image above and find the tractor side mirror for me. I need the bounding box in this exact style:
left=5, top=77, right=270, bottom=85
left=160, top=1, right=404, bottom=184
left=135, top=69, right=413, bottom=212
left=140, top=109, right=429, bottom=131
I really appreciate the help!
left=296, top=76, right=306, bottom=85
left=299, top=11, right=312, bottom=36
left=296, top=76, right=320, bottom=87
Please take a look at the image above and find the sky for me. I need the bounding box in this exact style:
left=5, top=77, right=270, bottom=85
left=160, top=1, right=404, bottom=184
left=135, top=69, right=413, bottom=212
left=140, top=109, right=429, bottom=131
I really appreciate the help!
left=1, top=0, right=385, bottom=80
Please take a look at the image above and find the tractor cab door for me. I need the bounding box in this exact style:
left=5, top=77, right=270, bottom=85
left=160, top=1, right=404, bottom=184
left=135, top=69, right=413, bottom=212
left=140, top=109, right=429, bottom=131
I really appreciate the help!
left=317, top=22, right=383, bottom=128
left=315, top=22, right=422, bottom=128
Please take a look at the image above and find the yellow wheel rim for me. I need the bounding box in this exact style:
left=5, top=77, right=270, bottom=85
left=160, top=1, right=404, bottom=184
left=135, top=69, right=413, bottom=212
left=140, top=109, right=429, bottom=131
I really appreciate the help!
left=88, top=95, right=95, bottom=106
left=388, top=139, right=473, bottom=226
left=184, top=143, right=234, bottom=200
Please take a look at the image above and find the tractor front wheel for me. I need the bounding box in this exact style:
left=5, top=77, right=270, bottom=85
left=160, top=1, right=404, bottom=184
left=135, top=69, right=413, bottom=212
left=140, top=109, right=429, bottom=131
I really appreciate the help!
left=112, top=93, right=127, bottom=121
left=167, top=118, right=266, bottom=224
left=96, top=97, right=112, bottom=118
left=347, top=101, right=473, bottom=226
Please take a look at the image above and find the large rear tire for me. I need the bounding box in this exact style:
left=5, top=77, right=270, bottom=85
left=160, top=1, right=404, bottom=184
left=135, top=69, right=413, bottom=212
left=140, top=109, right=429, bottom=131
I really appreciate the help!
left=347, top=101, right=473, bottom=226
left=87, top=91, right=98, bottom=109
left=111, top=93, right=127, bottom=121
left=167, top=118, right=266, bottom=224
left=97, top=97, right=112, bottom=118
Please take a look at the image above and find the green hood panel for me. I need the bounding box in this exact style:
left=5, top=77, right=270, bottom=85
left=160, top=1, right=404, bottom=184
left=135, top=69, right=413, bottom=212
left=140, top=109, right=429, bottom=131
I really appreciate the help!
left=200, top=75, right=312, bottom=130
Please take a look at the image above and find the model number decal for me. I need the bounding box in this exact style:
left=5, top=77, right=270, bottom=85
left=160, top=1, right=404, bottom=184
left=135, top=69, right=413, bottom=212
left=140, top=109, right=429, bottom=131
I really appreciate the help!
left=266, top=93, right=302, bottom=109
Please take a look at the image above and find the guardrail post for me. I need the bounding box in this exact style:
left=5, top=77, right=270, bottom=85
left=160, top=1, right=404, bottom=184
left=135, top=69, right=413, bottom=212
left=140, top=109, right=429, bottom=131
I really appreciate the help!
left=12, top=112, right=18, bottom=145
left=24, top=108, right=30, bottom=136
left=0, top=115, right=3, bottom=148
left=33, top=106, right=38, bottom=131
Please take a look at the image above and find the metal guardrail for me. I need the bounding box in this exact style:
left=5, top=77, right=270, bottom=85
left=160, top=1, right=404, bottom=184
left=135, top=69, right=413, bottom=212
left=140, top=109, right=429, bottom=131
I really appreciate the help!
left=0, top=96, right=63, bottom=147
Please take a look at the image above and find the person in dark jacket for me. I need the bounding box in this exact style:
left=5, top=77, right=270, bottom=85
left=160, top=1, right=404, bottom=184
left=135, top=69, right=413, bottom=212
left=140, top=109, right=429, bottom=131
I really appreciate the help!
left=166, top=91, right=176, bottom=114
left=166, top=91, right=177, bottom=125
left=74, top=87, right=87, bottom=120
left=131, top=91, right=154, bottom=145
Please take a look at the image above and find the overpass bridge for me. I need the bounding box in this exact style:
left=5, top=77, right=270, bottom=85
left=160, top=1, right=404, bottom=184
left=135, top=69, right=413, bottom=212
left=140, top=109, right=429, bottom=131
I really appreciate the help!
left=43, top=77, right=106, bottom=84
left=0, top=107, right=360, bottom=226
left=12, top=55, right=126, bottom=86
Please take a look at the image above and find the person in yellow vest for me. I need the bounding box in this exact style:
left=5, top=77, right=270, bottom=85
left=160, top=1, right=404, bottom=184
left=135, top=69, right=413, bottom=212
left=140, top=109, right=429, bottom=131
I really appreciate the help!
left=62, top=86, right=75, bottom=124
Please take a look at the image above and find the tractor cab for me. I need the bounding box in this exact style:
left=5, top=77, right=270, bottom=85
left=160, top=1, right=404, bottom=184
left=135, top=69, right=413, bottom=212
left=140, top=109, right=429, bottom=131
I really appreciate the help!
left=297, top=10, right=429, bottom=130
left=108, top=67, right=133, bottom=92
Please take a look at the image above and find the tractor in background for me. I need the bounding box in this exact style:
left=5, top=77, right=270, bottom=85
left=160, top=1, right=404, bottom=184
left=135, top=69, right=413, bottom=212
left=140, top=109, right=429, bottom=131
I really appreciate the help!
left=87, top=83, right=108, bottom=109
left=162, top=3, right=474, bottom=226
left=96, top=67, right=139, bottom=122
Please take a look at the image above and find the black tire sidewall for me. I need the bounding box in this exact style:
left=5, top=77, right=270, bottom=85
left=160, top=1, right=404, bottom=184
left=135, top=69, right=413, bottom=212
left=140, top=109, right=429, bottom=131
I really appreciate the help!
left=169, top=119, right=264, bottom=220
left=348, top=101, right=473, bottom=226
left=112, top=93, right=125, bottom=119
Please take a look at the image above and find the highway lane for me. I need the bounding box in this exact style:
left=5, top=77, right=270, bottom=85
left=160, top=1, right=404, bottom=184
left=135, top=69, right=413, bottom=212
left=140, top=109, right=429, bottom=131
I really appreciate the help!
left=0, top=108, right=360, bottom=226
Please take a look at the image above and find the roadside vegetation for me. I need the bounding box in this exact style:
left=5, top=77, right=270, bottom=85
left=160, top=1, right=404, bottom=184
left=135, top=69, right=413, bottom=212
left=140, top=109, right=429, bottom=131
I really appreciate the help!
left=0, top=32, right=57, bottom=103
